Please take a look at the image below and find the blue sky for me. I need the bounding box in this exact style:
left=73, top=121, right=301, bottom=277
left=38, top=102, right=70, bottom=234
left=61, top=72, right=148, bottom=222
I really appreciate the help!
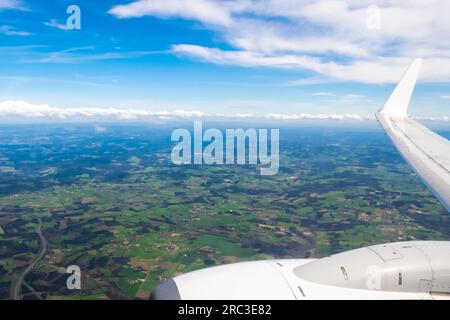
left=1, top=0, right=450, bottom=122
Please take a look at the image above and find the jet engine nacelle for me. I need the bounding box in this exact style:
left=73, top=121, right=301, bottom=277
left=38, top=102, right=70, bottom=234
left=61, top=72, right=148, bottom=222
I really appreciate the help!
left=151, top=241, right=450, bottom=300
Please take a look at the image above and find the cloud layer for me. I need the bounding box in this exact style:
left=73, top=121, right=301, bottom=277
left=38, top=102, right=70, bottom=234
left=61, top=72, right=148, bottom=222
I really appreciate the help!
left=2, top=100, right=449, bottom=122
left=110, top=0, right=450, bottom=84
left=0, top=100, right=377, bottom=121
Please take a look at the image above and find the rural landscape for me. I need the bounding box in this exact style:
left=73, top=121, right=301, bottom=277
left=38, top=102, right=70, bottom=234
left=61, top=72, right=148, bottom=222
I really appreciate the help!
left=0, top=123, right=448, bottom=299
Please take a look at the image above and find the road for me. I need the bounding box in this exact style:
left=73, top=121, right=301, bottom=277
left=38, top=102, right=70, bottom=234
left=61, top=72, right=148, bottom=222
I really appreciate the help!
left=10, top=217, right=47, bottom=300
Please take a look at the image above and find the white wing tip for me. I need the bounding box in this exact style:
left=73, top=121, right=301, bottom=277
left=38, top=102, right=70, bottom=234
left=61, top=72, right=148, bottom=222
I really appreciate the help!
left=378, top=58, right=423, bottom=118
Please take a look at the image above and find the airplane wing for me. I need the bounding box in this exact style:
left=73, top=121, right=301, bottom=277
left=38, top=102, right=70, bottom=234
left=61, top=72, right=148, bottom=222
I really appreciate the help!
left=376, top=59, right=450, bottom=212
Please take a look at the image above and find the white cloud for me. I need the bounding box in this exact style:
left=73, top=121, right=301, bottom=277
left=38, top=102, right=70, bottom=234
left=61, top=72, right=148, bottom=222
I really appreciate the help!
left=264, top=113, right=372, bottom=121
left=342, top=94, right=368, bottom=99
left=25, top=46, right=166, bottom=64
left=0, top=25, right=31, bottom=36
left=171, top=44, right=320, bottom=69
left=413, top=116, right=450, bottom=122
left=108, top=0, right=232, bottom=26
left=441, top=95, right=450, bottom=100
left=110, top=0, right=450, bottom=84
left=0, top=100, right=380, bottom=121
left=0, top=100, right=207, bottom=120
left=0, top=0, right=23, bottom=10
left=4, top=100, right=450, bottom=122
left=171, top=44, right=393, bottom=83
left=43, top=19, right=68, bottom=31
left=313, top=92, right=334, bottom=96
left=172, top=44, right=450, bottom=84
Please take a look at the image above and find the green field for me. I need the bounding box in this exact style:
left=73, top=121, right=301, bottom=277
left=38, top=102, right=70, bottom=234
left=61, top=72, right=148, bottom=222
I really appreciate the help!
left=0, top=124, right=448, bottom=299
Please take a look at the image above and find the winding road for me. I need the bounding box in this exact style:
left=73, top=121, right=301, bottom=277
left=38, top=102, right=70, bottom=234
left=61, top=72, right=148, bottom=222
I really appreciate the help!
left=10, top=217, right=47, bottom=300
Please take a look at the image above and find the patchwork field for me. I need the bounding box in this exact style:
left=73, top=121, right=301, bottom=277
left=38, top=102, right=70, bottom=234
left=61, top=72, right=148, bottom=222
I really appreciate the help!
left=0, top=123, right=448, bottom=299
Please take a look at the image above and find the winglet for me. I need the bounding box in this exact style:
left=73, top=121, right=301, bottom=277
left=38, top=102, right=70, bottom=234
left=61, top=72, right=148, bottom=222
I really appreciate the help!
left=378, top=59, right=423, bottom=118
